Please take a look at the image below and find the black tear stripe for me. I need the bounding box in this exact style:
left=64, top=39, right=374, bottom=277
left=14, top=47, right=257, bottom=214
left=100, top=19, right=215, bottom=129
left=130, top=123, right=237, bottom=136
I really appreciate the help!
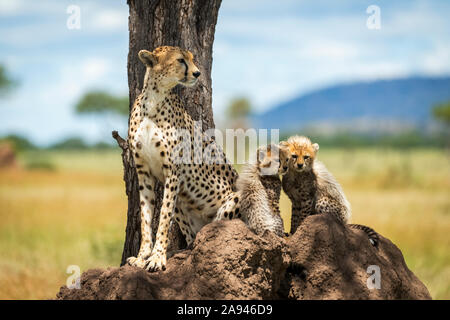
left=181, top=60, right=188, bottom=77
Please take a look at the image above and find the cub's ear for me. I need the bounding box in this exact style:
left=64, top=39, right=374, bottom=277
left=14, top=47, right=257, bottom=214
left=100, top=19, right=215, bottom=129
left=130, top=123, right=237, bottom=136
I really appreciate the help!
left=256, top=146, right=267, bottom=163
left=312, top=143, right=319, bottom=153
left=266, top=143, right=278, bottom=154
left=279, top=141, right=289, bottom=154
left=256, top=145, right=273, bottom=168
left=138, top=50, right=157, bottom=67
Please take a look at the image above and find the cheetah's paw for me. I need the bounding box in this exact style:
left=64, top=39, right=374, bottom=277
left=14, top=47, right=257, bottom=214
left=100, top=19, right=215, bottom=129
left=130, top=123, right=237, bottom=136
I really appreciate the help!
left=145, top=252, right=167, bottom=272
left=126, top=256, right=148, bottom=269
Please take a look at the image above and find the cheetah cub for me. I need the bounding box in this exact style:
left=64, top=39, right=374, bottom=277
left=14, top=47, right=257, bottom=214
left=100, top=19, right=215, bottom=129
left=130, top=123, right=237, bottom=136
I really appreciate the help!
left=216, top=144, right=290, bottom=237
left=281, top=135, right=379, bottom=246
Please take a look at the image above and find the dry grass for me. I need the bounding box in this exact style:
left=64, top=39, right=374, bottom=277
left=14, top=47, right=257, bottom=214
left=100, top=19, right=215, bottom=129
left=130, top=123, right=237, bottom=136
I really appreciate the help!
left=0, top=148, right=448, bottom=299
left=279, top=148, right=450, bottom=300
left=0, top=150, right=126, bottom=299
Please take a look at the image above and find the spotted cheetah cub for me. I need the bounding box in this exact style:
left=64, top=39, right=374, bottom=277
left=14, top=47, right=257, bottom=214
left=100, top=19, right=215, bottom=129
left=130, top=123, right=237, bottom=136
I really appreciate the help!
left=216, top=144, right=289, bottom=237
left=281, top=135, right=378, bottom=246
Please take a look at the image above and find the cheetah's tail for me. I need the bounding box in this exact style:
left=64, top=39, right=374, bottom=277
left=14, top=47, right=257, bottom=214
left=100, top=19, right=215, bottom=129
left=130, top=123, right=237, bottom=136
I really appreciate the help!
left=348, top=223, right=379, bottom=247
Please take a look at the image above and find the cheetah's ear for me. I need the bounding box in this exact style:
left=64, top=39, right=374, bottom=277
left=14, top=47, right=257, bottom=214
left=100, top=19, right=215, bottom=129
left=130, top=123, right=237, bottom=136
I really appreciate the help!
left=256, top=146, right=267, bottom=164
left=279, top=141, right=289, bottom=153
left=266, top=144, right=279, bottom=156
left=256, top=146, right=272, bottom=168
left=312, top=143, right=319, bottom=153
left=138, top=50, right=157, bottom=68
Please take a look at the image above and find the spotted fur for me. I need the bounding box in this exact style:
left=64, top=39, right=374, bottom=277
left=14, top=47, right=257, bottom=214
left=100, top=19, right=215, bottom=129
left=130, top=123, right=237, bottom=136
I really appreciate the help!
left=215, top=144, right=289, bottom=237
left=126, top=46, right=238, bottom=271
left=281, top=135, right=378, bottom=246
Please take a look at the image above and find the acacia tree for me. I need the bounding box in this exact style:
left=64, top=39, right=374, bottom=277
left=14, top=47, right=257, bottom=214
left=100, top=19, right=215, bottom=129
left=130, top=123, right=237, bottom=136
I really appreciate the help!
left=433, top=102, right=450, bottom=125
left=0, top=64, right=15, bottom=96
left=225, top=96, right=253, bottom=130
left=113, top=0, right=222, bottom=265
left=75, top=91, right=128, bottom=116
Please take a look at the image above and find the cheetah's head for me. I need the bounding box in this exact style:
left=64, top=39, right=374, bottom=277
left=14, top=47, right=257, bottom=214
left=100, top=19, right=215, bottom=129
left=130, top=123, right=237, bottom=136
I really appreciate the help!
left=138, top=46, right=201, bottom=90
left=280, top=136, right=319, bottom=173
left=256, top=144, right=290, bottom=176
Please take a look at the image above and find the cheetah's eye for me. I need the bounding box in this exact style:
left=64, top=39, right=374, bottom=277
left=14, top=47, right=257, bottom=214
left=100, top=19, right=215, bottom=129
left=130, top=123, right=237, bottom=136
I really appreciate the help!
left=291, top=154, right=298, bottom=159
left=304, top=155, right=310, bottom=160
left=177, top=58, right=185, bottom=63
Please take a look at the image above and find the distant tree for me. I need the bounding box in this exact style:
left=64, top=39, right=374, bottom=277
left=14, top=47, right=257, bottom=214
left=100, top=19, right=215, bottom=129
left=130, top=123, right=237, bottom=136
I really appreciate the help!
left=92, top=141, right=115, bottom=150
left=225, top=97, right=253, bottom=129
left=226, top=97, right=252, bottom=120
left=0, top=64, right=15, bottom=96
left=75, top=90, right=128, bottom=116
left=50, top=137, right=89, bottom=150
left=433, top=102, right=450, bottom=125
left=74, top=90, right=129, bottom=144
left=0, top=134, right=36, bottom=151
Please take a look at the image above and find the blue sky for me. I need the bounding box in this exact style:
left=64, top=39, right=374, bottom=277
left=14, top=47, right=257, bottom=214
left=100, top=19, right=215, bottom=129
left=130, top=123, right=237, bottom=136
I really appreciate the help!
left=0, top=0, right=449, bottom=146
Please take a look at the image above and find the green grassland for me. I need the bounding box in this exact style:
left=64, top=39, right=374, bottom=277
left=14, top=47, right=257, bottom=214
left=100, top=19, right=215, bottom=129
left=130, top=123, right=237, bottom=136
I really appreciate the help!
left=0, top=148, right=449, bottom=299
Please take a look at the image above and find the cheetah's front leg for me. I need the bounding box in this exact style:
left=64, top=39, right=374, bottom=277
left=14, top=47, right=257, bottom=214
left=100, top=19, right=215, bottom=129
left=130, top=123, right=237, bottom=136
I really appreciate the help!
left=173, top=206, right=195, bottom=246
left=126, top=166, right=157, bottom=268
left=290, top=205, right=311, bottom=235
left=146, top=174, right=179, bottom=272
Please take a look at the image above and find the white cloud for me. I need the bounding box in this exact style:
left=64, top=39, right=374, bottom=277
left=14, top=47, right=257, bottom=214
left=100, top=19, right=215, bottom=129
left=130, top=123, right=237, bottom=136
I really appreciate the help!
left=91, top=9, right=128, bottom=31
left=384, top=1, right=448, bottom=37
left=298, top=42, right=361, bottom=60
left=0, top=0, right=27, bottom=16
left=2, top=0, right=450, bottom=144
left=422, top=43, right=450, bottom=75
left=0, top=0, right=65, bottom=17
left=211, top=0, right=450, bottom=118
left=81, top=58, right=110, bottom=81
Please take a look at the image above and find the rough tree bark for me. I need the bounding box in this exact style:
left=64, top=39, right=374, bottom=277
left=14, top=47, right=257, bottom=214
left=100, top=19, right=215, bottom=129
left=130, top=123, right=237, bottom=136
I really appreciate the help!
left=113, top=0, right=222, bottom=266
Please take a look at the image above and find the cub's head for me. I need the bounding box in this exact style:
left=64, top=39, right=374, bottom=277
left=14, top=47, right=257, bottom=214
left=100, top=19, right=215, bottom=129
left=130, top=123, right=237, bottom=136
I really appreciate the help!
left=280, top=135, right=319, bottom=173
left=138, top=46, right=201, bottom=89
left=256, top=144, right=290, bottom=176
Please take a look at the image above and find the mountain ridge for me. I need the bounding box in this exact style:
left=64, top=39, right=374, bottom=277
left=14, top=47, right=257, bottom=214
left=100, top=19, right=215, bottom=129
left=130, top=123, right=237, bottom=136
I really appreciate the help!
left=252, top=76, right=450, bottom=132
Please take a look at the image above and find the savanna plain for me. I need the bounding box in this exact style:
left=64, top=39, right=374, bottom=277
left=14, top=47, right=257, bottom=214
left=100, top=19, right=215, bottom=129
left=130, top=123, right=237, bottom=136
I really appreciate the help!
left=0, top=148, right=448, bottom=299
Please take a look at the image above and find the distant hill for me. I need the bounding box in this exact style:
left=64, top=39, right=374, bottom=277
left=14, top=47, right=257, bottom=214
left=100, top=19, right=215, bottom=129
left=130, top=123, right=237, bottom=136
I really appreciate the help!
left=252, top=76, right=450, bottom=133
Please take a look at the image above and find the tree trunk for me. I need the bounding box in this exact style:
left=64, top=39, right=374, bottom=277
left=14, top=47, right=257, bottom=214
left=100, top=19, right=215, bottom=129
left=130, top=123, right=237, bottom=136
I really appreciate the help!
left=114, top=0, right=222, bottom=266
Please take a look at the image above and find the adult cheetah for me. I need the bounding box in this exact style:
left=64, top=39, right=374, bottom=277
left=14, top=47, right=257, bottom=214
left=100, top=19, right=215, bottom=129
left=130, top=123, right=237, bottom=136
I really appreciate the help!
left=126, top=46, right=238, bottom=271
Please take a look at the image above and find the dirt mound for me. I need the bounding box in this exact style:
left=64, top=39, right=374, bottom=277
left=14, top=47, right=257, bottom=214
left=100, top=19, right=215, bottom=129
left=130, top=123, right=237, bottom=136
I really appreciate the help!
left=57, top=215, right=431, bottom=300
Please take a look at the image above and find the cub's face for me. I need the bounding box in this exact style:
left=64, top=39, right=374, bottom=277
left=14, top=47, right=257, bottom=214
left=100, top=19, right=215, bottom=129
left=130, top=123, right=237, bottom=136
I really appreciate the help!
left=139, top=46, right=201, bottom=89
left=257, top=144, right=290, bottom=176
left=281, top=140, right=319, bottom=173
left=278, top=146, right=290, bottom=175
